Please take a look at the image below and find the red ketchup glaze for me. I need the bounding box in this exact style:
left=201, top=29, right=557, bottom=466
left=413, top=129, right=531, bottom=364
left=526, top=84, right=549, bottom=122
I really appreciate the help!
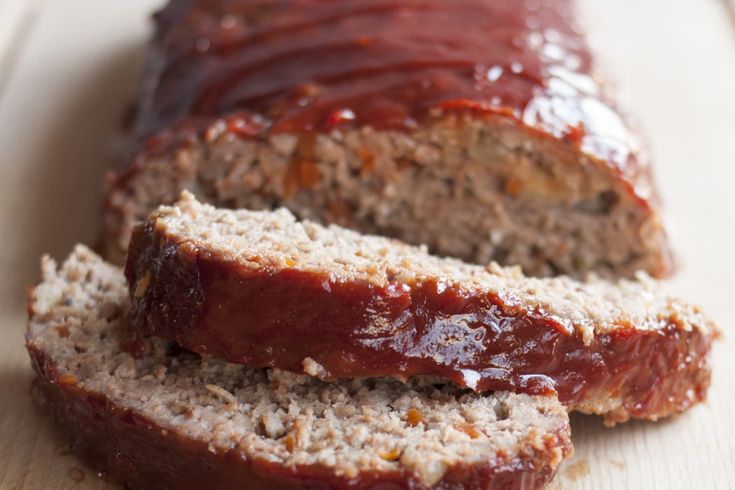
left=126, top=226, right=712, bottom=420
left=133, top=0, right=647, bottom=193
left=29, top=347, right=568, bottom=490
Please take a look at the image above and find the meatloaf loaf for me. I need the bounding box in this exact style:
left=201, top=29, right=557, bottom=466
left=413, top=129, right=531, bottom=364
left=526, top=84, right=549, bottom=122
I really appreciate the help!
left=126, top=194, right=716, bottom=425
left=103, top=0, right=672, bottom=279
left=27, top=245, right=572, bottom=490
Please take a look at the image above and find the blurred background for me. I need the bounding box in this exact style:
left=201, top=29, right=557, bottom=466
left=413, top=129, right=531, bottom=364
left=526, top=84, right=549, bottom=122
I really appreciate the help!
left=0, top=0, right=733, bottom=488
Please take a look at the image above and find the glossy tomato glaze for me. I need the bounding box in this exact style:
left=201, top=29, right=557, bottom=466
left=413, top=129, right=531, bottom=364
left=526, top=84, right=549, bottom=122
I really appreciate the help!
left=126, top=224, right=713, bottom=422
left=132, top=0, right=651, bottom=202
left=28, top=346, right=569, bottom=490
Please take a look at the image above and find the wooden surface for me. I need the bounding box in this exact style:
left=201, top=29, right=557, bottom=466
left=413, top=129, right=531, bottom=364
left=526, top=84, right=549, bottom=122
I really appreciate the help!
left=0, top=0, right=733, bottom=488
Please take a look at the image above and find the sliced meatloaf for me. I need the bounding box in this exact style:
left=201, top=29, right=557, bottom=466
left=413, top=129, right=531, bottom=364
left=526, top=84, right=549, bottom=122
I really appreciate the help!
left=103, top=0, right=672, bottom=279
left=27, top=245, right=573, bottom=490
left=126, top=194, right=716, bottom=425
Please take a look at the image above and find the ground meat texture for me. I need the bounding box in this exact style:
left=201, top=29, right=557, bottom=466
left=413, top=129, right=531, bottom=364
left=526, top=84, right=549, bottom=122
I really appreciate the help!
left=27, top=245, right=573, bottom=490
left=125, top=194, right=716, bottom=425
left=102, top=0, right=672, bottom=279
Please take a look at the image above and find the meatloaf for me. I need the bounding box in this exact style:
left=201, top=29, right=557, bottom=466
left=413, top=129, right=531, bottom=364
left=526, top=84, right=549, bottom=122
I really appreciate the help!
left=27, top=245, right=573, bottom=490
left=126, top=194, right=716, bottom=425
left=103, top=0, right=672, bottom=279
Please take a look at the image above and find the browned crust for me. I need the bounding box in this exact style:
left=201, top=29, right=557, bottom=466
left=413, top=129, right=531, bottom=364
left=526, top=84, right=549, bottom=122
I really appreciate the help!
left=100, top=0, right=674, bottom=279
left=125, top=222, right=710, bottom=423
left=27, top=343, right=570, bottom=490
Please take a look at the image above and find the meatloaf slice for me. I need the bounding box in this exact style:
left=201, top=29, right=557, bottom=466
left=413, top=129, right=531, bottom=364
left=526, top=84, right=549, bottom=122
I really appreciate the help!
left=103, top=0, right=671, bottom=279
left=27, top=245, right=572, bottom=490
left=126, top=193, right=716, bottom=425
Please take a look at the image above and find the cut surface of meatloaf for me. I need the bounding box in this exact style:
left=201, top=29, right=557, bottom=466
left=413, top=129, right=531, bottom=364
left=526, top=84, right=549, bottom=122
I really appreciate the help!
left=103, top=0, right=672, bottom=279
left=27, top=245, right=572, bottom=490
left=126, top=194, right=716, bottom=425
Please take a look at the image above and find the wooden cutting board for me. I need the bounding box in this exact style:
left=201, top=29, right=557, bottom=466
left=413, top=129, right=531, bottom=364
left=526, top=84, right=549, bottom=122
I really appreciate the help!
left=0, top=0, right=733, bottom=488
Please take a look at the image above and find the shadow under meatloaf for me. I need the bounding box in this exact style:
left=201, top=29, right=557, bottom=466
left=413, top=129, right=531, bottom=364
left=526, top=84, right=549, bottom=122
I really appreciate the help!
left=126, top=194, right=717, bottom=425
left=27, top=245, right=573, bottom=490
left=103, top=0, right=672, bottom=279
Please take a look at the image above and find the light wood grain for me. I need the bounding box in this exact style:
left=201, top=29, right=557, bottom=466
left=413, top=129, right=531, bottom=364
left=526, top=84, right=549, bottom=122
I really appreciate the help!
left=0, top=0, right=733, bottom=488
left=0, top=1, right=155, bottom=488
left=725, top=0, right=735, bottom=28
left=0, top=0, right=37, bottom=97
